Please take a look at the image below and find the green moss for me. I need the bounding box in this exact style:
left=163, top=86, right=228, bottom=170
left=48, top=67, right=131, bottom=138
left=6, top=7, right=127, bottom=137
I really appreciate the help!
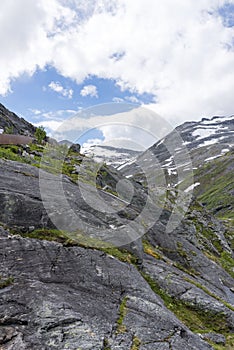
left=141, top=272, right=230, bottom=334
left=21, top=228, right=76, bottom=246
left=20, top=229, right=139, bottom=266
left=176, top=241, right=189, bottom=259
left=116, top=297, right=128, bottom=333
left=183, top=277, right=234, bottom=312
left=219, top=251, right=234, bottom=279
left=205, top=334, right=234, bottom=350
left=0, top=276, right=14, bottom=289
left=173, top=262, right=200, bottom=277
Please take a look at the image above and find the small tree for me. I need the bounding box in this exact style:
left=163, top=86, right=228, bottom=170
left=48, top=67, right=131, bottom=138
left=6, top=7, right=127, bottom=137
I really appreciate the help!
left=35, top=126, right=46, bottom=144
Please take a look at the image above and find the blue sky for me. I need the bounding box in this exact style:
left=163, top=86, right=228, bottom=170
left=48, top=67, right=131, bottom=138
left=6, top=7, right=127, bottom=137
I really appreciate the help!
left=0, top=0, right=233, bottom=148
left=1, top=66, right=155, bottom=124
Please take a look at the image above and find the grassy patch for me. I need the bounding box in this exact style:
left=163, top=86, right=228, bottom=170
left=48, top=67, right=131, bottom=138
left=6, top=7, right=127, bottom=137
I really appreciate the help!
left=21, top=228, right=77, bottom=246
left=219, top=251, right=234, bottom=279
left=183, top=277, right=234, bottom=312
left=141, top=272, right=230, bottom=334
left=205, top=334, right=234, bottom=350
left=193, top=151, right=234, bottom=220
left=116, top=296, right=128, bottom=333
left=20, top=228, right=139, bottom=265
left=142, top=240, right=162, bottom=259
left=131, top=336, right=141, bottom=350
left=0, top=276, right=14, bottom=289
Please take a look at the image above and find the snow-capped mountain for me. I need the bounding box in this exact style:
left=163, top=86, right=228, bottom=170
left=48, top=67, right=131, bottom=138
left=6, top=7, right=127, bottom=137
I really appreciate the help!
left=120, top=114, right=234, bottom=177
left=81, top=144, right=141, bottom=168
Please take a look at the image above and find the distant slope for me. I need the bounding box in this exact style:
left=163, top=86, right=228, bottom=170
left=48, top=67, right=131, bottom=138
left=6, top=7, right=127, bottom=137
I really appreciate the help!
left=82, top=144, right=140, bottom=168
left=119, top=115, right=234, bottom=179
left=193, top=150, right=234, bottom=219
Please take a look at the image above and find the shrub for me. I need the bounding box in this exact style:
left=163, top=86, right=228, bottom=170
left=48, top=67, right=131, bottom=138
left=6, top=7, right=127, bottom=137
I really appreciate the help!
left=35, top=126, right=46, bottom=144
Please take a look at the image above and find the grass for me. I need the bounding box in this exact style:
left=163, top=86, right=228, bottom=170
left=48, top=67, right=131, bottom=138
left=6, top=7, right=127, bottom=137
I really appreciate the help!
left=142, top=240, right=162, bottom=259
left=183, top=277, right=234, bottom=312
left=20, top=228, right=139, bottom=265
left=205, top=334, right=234, bottom=350
left=0, top=276, right=14, bottom=289
left=141, top=272, right=231, bottom=334
left=116, top=296, right=128, bottom=333
left=193, top=219, right=234, bottom=278
left=0, top=145, right=29, bottom=163
left=219, top=251, right=234, bottom=279
left=131, top=336, right=141, bottom=350
left=21, top=228, right=76, bottom=245
left=193, top=151, right=234, bottom=220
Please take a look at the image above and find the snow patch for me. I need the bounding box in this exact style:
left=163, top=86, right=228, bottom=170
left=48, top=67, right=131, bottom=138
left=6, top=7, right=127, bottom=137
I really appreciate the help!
left=184, top=182, right=200, bottom=193
left=204, top=155, right=222, bottom=162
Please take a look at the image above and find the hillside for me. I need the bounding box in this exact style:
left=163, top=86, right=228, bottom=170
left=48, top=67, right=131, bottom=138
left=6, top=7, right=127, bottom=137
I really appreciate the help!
left=0, top=104, right=233, bottom=350
left=0, top=103, right=36, bottom=136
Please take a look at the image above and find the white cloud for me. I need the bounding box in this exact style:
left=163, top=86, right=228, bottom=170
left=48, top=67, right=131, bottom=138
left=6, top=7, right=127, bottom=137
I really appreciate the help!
left=34, top=120, right=62, bottom=131
left=48, top=81, right=73, bottom=98
left=125, top=96, right=140, bottom=104
left=112, top=97, right=124, bottom=103
left=29, top=108, right=42, bottom=115
left=48, top=105, right=172, bottom=149
left=0, top=0, right=234, bottom=125
left=0, top=0, right=76, bottom=95
left=80, top=84, right=98, bottom=98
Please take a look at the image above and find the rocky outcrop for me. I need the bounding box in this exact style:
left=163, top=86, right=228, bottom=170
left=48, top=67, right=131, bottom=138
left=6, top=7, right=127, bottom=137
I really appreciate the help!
left=0, top=104, right=36, bottom=136
left=0, top=227, right=214, bottom=350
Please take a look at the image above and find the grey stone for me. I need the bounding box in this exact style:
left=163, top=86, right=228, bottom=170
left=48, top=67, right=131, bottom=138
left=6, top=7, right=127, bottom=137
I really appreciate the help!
left=0, top=230, right=213, bottom=350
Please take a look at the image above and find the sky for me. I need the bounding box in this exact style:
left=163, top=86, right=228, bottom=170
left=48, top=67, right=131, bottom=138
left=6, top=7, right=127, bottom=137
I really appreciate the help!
left=0, top=0, right=233, bottom=149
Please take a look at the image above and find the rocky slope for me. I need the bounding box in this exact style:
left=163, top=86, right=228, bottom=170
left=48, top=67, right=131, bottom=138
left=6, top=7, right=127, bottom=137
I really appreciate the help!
left=0, top=103, right=36, bottom=136
left=0, top=105, right=234, bottom=349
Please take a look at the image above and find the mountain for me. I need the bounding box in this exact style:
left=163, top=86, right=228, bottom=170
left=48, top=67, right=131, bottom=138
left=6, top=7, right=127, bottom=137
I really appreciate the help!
left=120, top=115, right=234, bottom=219
left=82, top=144, right=141, bottom=168
left=0, top=104, right=233, bottom=349
left=119, top=114, right=234, bottom=177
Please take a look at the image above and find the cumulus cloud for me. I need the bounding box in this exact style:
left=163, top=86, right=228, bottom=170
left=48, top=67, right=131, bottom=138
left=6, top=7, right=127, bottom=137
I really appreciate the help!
left=80, top=85, right=98, bottom=98
left=125, top=96, right=140, bottom=104
left=48, top=105, right=172, bottom=149
left=112, top=97, right=124, bottom=103
left=0, top=0, right=234, bottom=124
left=48, top=81, right=73, bottom=98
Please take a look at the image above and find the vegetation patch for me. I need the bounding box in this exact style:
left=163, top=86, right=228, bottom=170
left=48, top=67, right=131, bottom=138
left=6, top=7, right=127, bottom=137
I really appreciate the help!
left=141, top=272, right=230, bottom=334
left=0, top=276, right=14, bottom=289
left=205, top=334, right=234, bottom=350
left=183, top=277, right=234, bottom=312
left=131, top=336, right=141, bottom=350
left=20, top=229, right=139, bottom=265
left=116, top=296, right=128, bottom=334
left=142, top=240, right=162, bottom=259
left=219, top=251, right=234, bottom=279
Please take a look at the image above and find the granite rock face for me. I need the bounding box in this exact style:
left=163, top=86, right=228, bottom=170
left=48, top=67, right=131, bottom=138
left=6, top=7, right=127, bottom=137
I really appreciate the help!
left=0, top=229, right=213, bottom=350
